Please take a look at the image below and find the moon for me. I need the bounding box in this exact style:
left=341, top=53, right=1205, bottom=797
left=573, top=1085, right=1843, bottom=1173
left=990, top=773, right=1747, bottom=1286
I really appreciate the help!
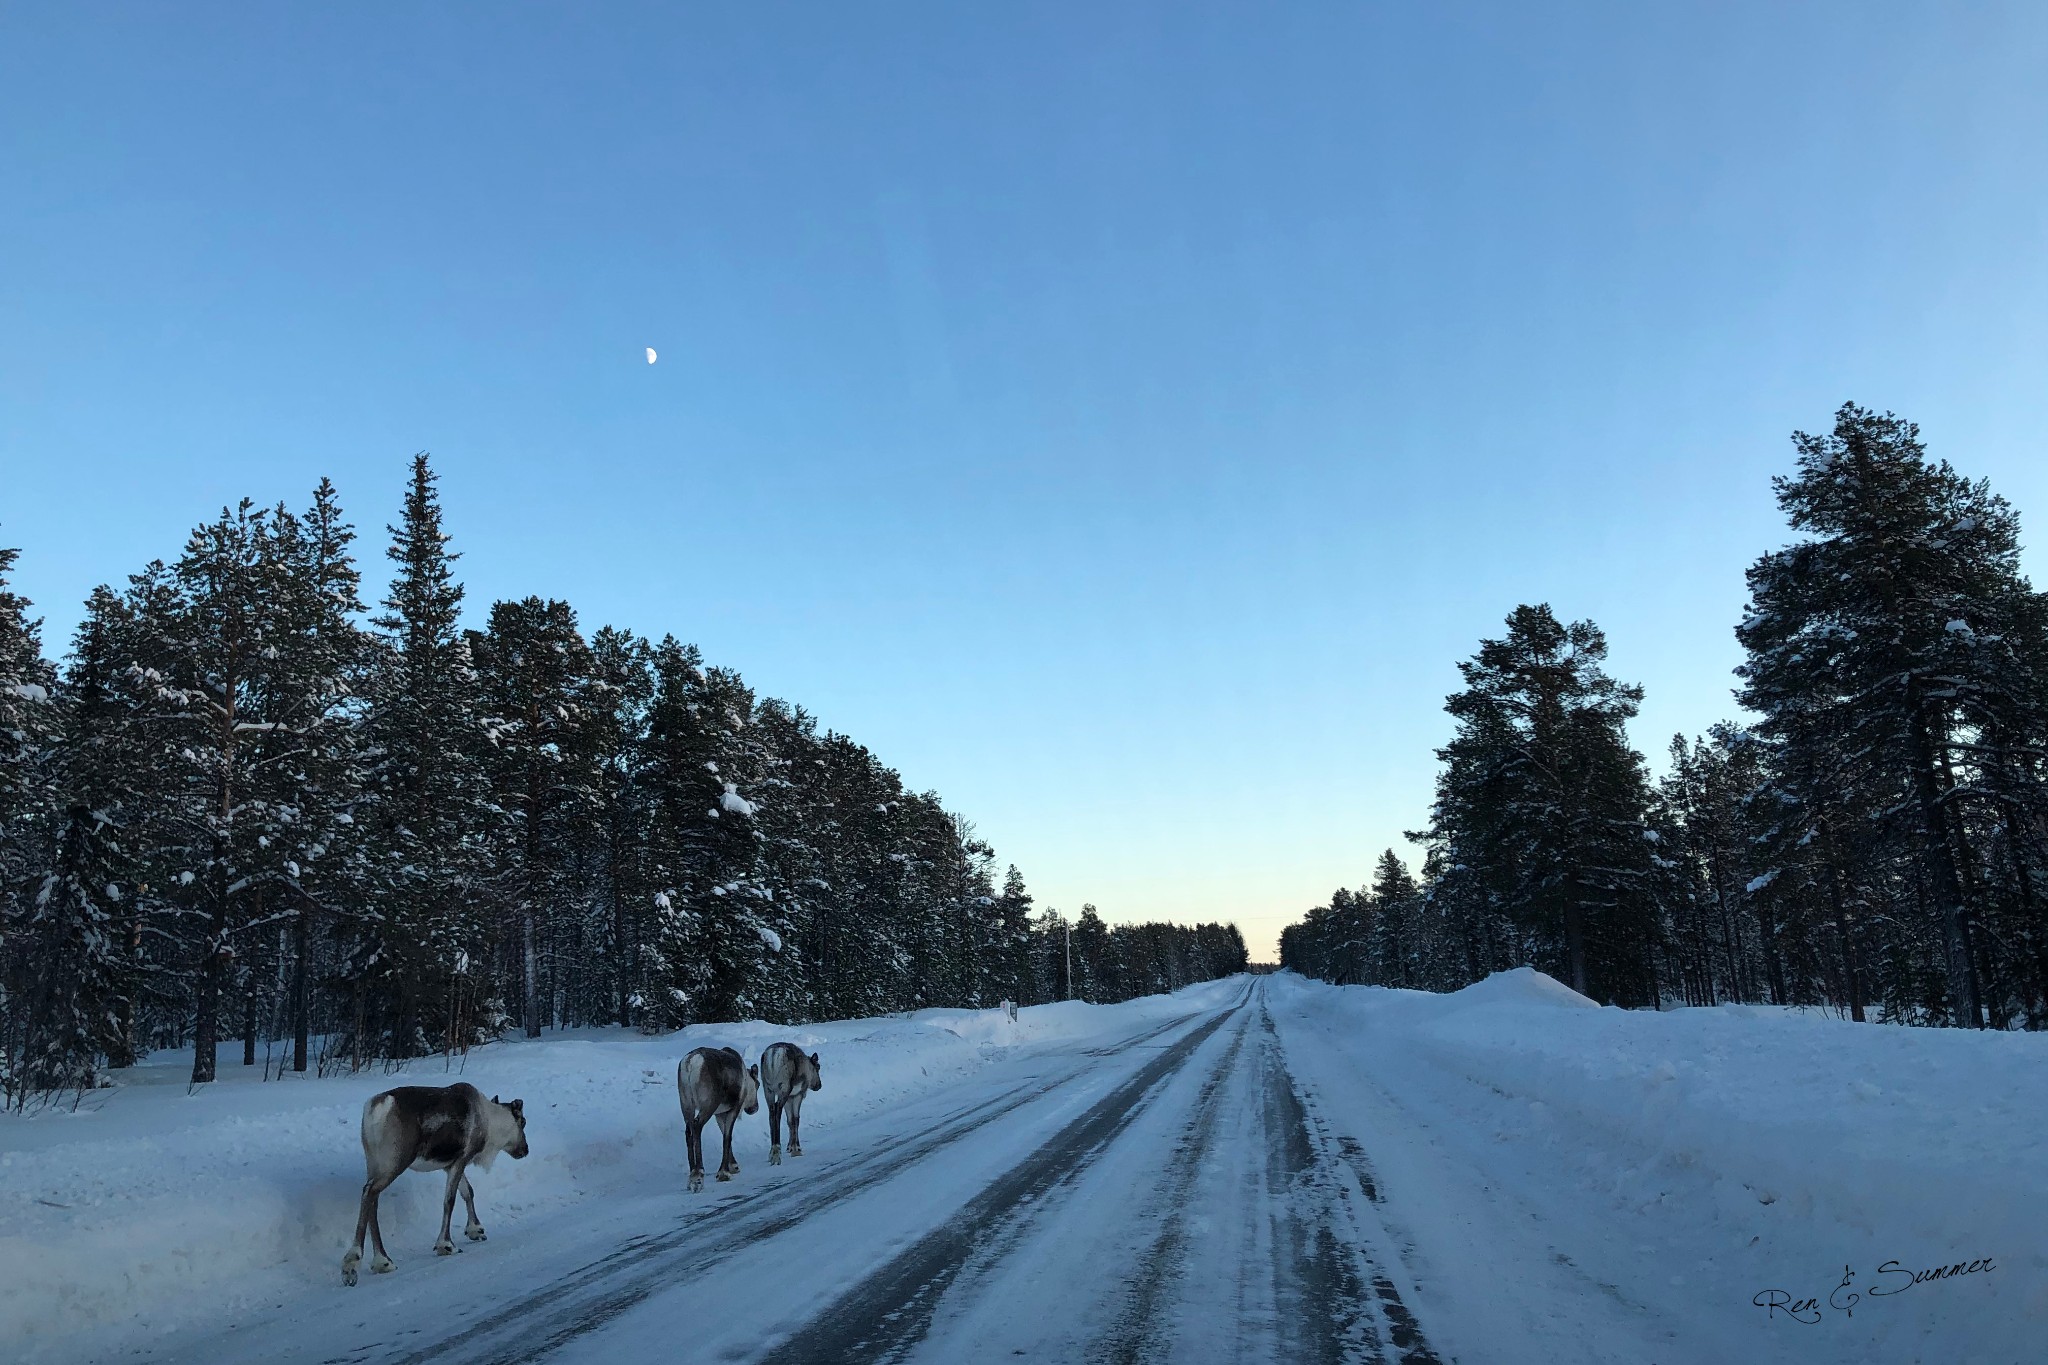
left=645, top=347, right=657, bottom=365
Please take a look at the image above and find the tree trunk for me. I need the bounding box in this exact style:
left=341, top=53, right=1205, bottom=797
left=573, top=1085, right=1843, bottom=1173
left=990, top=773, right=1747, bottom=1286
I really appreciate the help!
left=1563, top=891, right=1589, bottom=997
left=1907, top=696, right=1985, bottom=1027
left=191, top=943, right=221, bottom=1084
left=2001, top=809, right=2048, bottom=1029
left=614, top=871, right=632, bottom=1029
left=1755, top=898, right=1786, bottom=1005
left=523, top=903, right=541, bottom=1039
left=292, top=896, right=310, bottom=1072
left=1820, top=835, right=1865, bottom=1022
left=108, top=915, right=141, bottom=1069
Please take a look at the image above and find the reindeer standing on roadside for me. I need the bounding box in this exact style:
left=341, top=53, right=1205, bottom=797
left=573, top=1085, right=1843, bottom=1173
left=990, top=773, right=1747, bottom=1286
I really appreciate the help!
left=678, top=1046, right=760, bottom=1192
left=760, top=1042, right=822, bottom=1164
left=341, top=1083, right=529, bottom=1286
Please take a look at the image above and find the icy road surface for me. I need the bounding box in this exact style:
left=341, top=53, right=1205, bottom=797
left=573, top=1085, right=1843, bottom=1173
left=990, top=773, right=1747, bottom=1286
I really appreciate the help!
left=12, top=972, right=2040, bottom=1364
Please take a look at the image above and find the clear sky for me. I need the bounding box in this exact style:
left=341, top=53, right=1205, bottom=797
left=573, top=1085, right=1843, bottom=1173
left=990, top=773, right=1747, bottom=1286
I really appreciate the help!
left=5, top=4, right=2048, bottom=959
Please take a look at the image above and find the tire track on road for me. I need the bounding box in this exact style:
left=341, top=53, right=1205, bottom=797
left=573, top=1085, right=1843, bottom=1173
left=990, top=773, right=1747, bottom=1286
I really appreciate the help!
left=1265, top=1003, right=1443, bottom=1365
left=1088, top=1014, right=1251, bottom=1365
left=1256, top=999, right=1382, bottom=1365
left=758, top=1001, right=1247, bottom=1365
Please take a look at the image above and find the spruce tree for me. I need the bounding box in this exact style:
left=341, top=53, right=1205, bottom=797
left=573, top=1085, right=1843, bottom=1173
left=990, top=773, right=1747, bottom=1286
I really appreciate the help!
left=993, top=865, right=1037, bottom=1003
left=586, top=625, right=658, bottom=1027
left=470, top=596, right=601, bottom=1037
left=1368, top=850, right=1420, bottom=988
left=0, top=544, right=65, bottom=1102
left=358, top=454, right=494, bottom=1059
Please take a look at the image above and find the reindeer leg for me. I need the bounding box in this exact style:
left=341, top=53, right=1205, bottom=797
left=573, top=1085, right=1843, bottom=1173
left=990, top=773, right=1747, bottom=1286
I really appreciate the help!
left=787, top=1094, right=804, bottom=1158
left=343, top=1175, right=394, bottom=1286
left=768, top=1098, right=784, bottom=1165
left=462, top=1175, right=486, bottom=1241
left=686, top=1115, right=704, bottom=1193
left=435, top=1159, right=469, bottom=1255
left=365, top=1174, right=398, bottom=1276
left=716, top=1110, right=738, bottom=1180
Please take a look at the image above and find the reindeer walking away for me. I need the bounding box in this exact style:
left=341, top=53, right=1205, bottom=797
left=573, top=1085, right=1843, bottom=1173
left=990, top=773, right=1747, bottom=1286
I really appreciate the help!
left=760, top=1042, right=822, bottom=1164
left=678, top=1046, right=759, bottom=1192
left=341, top=1083, right=529, bottom=1286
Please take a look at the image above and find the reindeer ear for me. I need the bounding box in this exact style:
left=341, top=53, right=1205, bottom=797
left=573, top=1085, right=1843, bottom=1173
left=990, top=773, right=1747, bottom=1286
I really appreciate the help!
left=749, top=1064, right=759, bottom=1079
left=492, top=1094, right=501, bottom=1104
left=810, top=1053, right=820, bottom=1067
left=509, top=1098, right=524, bottom=1116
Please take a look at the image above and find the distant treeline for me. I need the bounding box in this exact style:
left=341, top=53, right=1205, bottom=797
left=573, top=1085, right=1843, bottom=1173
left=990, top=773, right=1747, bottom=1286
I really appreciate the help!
left=0, top=455, right=1247, bottom=1104
left=1282, top=405, right=2048, bottom=1030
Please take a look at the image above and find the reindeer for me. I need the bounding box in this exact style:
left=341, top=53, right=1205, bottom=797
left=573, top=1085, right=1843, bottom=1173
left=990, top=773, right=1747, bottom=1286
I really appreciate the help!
left=341, top=1083, right=529, bottom=1286
left=678, top=1046, right=760, bottom=1192
left=759, top=1042, right=822, bottom=1164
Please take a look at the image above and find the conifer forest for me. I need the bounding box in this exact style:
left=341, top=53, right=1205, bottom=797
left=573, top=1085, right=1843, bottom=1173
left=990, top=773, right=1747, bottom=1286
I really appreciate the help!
left=1283, top=404, right=2048, bottom=1031
left=0, top=456, right=1247, bottom=1105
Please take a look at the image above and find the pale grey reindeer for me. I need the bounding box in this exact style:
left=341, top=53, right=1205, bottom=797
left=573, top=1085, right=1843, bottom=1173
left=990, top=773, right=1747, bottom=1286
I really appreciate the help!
left=759, top=1042, right=822, bottom=1164
left=341, top=1082, right=529, bottom=1286
left=678, top=1046, right=760, bottom=1192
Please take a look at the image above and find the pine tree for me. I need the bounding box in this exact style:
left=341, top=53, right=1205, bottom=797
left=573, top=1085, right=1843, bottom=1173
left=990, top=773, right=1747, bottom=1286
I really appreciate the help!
left=1419, top=604, right=1661, bottom=1002
left=1737, top=404, right=2048, bottom=1027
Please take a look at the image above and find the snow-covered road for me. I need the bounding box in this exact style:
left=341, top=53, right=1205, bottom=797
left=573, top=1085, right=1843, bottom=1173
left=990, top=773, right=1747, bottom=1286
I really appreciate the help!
left=13, top=971, right=2039, bottom=1364
left=100, top=978, right=1444, bottom=1365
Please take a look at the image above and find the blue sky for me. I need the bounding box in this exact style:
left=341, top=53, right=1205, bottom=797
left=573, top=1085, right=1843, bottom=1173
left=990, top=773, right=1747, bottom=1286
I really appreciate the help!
left=5, top=3, right=2047, bottom=957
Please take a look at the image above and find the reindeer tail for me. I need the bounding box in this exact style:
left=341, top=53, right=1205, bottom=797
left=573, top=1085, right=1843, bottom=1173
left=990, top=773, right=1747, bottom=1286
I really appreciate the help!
left=361, top=1093, right=394, bottom=1154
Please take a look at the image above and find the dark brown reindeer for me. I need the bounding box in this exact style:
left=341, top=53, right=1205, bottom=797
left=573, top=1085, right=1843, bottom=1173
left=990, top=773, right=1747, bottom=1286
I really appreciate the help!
left=759, top=1042, right=822, bottom=1164
left=341, top=1082, right=529, bottom=1286
left=678, top=1046, right=759, bottom=1192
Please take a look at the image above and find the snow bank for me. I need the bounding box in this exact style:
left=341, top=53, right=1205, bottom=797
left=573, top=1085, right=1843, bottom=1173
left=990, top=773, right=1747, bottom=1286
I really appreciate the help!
left=1436, top=963, right=1600, bottom=1012
left=1406, top=972, right=2043, bottom=1254
left=1275, top=969, right=2048, bottom=1361
left=0, top=981, right=1236, bottom=1360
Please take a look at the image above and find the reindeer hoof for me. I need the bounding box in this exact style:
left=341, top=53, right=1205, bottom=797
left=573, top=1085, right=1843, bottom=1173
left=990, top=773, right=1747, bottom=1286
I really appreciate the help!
left=342, top=1266, right=359, bottom=1287
left=435, top=1242, right=454, bottom=1257
left=769, top=1145, right=782, bottom=1166
left=789, top=1144, right=803, bottom=1157
left=466, top=1227, right=487, bottom=1242
left=689, top=1174, right=704, bottom=1193
left=372, top=1257, right=394, bottom=1275
left=716, top=1170, right=733, bottom=1182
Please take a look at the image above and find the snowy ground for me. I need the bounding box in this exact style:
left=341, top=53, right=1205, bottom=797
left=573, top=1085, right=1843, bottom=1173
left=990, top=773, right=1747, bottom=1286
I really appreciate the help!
left=3, top=971, right=2040, bottom=1364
